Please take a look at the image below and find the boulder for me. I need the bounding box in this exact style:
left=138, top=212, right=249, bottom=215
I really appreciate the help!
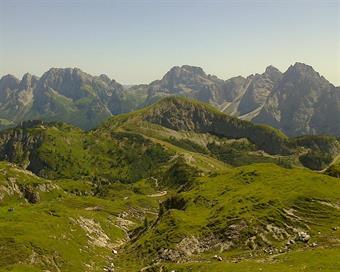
left=22, top=186, right=40, bottom=204
left=297, top=232, right=310, bottom=243
left=213, top=255, right=223, bottom=261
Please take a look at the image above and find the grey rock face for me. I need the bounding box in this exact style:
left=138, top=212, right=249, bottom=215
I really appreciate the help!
left=0, top=63, right=338, bottom=136
left=141, top=63, right=339, bottom=136
left=222, top=76, right=250, bottom=102
left=237, top=66, right=283, bottom=116
left=0, top=75, right=20, bottom=93
left=253, top=63, right=340, bottom=136
left=0, top=68, right=128, bottom=130
left=145, top=65, right=228, bottom=106
left=142, top=65, right=282, bottom=121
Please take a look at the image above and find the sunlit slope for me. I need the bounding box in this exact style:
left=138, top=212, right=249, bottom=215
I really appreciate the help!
left=0, top=162, right=163, bottom=272
left=117, top=164, right=340, bottom=270
left=0, top=97, right=339, bottom=271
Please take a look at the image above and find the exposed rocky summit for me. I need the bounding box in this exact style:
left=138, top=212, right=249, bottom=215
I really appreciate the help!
left=134, top=63, right=339, bottom=136
left=253, top=63, right=340, bottom=136
left=237, top=66, right=282, bottom=116
left=0, top=68, right=132, bottom=130
left=137, top=64, right=283, bottom=119
left=143, top=65, right=229, bottom=106
left=0, top=74, right=20, bottom=95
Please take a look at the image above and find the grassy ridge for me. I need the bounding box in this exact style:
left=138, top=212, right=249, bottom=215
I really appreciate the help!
left=103, top=97, right=339, bottom=171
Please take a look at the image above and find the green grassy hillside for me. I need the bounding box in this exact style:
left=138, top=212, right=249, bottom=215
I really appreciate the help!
left=166, top=247, right=340, bottom=272
left=101, top=97, right=339, bottom=171
left=0, top=97, right=339, bottom=271
left=0, top=121, right=175, bottom=182
left=118, top=164, right=340, bottom=271
left=0, top=98, right=338, bottom=177
left=0, top=161, right=164, bottom=272
left=102, top=97, right=291, bottom=155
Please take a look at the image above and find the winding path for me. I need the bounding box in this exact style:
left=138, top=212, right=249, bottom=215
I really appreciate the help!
left=147, top=191, right=167, bottom=197
left=318, top=155, right=340, bottom=173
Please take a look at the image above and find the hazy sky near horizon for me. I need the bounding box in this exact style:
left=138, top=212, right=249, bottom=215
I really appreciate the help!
left=0, top=0, right=339, bottom=85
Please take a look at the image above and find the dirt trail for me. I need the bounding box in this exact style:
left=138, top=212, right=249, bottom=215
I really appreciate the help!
left=318, top=155, right=340, bottom=173
left=148, top=191, right=167, bottom=197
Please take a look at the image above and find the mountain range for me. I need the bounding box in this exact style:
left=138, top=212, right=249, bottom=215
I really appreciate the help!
left=0, top=63, right=339, bottom=136
left=0, top=68, right=132, bottom=130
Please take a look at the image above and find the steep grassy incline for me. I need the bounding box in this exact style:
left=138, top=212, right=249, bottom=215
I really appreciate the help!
left=0, top=161, right=164, bottom=272
left=117, top=164, right=340, bottom=271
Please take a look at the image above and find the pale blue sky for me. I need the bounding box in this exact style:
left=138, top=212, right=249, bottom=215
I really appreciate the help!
left=0, top=0, right=339, bottom=85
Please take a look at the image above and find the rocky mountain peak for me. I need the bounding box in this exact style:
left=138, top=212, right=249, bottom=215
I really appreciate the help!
left=264, top=65, right=282, bottom=81
left=285, top=62, right=322, bottom=81
left=235, top=66, right=282, bottom=117
left=253, top=62, right=338, bottom=136
left=19, top=73, right=37, bottom=90
left=163, top=65, right=207, bottom=82
left=180, top=65, right=206, bottom=75
left=0, top=74, right=20, bottom=91
left=291, top=62, right=314, bottom=71
left=40, top=68, right=66, bottom=83
left=0, top=63, right=338, bottom=136
left=38, top=67, right=94, bottom=99
left=41, top=67, right=89, bottom=83
left=282, top=63, right=333, bottom=95
left=98, top=74, right=112, bottom=84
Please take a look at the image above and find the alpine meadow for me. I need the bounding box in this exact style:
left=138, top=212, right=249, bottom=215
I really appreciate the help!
left=0, top=0, right=339, bottom=271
